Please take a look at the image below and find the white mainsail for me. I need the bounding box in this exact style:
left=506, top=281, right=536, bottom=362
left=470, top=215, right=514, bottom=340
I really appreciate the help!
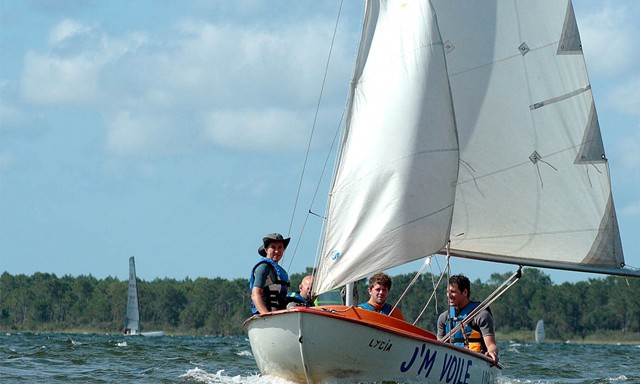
left=314, top=0, right=634, bottom=295
left=314, top=0, right=459, bottom=294
left=124, top=256, right=140, bottom=334
left=436, top=1, right=625, bottom=274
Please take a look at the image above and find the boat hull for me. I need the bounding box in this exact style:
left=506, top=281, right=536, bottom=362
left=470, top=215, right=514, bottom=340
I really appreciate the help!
left=244, top=306, right=499, bottom=383
left=141, top=331, right=164, bottom=337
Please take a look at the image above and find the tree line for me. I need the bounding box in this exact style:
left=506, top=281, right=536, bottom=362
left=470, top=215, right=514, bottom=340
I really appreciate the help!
left=1, top=268, right=638, bottom=339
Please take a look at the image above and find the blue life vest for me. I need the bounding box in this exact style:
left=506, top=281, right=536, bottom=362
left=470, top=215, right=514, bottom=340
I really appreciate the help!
left=286, top=291, right=314, bottom=307
left=249, top=257, right=289, bottom=314
left=358, top=302, right=393, bottom=315
left=445, top=301, right=486, bottom=352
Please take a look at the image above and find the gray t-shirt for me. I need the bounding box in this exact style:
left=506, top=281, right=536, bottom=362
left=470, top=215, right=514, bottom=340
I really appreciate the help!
left=252, top=262, right=277, bottom=288
left=251, top=262, right=286, bottom=312
left=437, top=305, right=495, bottom=340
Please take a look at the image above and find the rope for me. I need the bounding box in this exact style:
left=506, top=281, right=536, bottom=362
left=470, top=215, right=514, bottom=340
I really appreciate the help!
left=285, top=0, right=345, bottom=271
left=391, top=256, right=432, bottom=315
left=413, top=257, right=449, bottom=325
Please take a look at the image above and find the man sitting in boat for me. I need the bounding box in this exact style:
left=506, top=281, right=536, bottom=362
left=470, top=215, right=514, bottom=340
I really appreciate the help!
left=249, top=233, right=291, bottom=314
left=357, top=272, right=404, bottom=320
left=286, top=275, right=316, bottom=308
left=437, top=274, right=499, bottom=364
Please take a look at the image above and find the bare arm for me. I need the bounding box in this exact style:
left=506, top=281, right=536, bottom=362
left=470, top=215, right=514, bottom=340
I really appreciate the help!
left=251, top=286, right=270, bottom=315
left=483, top=334, right=499, bottom=364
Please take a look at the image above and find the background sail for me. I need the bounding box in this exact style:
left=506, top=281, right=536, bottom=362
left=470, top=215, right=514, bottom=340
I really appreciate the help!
left=431, top=0, right=626, bottom=274
left=125, top=256, right=140, bottom=333
left=314, top=0, right=459, bottom=294
left=535, top=319, right=546, bottom=343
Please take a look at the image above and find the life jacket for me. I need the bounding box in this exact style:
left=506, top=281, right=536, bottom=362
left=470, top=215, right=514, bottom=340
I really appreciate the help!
left=286, top=291, right=311, bottom=307
left=446, top=302, right=487, bottom=353
left=249, top=257, right=289, bottom=314
left=358, top=302, right=393, bottom=315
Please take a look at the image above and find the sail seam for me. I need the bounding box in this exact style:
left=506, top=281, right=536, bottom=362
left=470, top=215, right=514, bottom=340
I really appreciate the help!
left=333, top=148, right=458, bottom=191
left=456, top=228, right=602, bottom=241
left=396, top=203, right=455, bottom=230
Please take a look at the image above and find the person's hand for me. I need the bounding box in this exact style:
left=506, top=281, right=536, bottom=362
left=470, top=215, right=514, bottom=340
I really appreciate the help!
left=485, top=350, right=498, bottom=364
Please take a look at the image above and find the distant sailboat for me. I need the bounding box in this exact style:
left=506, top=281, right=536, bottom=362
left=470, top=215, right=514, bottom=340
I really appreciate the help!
left=535, top=319, right=546, bottom=343
left=123, top=257, right=164, bottom=337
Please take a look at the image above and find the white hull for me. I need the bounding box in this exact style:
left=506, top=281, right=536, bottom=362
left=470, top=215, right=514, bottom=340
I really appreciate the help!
left=123, top=330, right=164, bottom=337
left=141, top=331, right=165, bottom=337
left=244, top=306, right=499, bottom=383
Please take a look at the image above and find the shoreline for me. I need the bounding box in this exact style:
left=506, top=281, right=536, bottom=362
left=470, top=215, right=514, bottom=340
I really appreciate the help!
left=496, top=330, right=640, bottom=345
left=4, top=328, right=640, bottom=345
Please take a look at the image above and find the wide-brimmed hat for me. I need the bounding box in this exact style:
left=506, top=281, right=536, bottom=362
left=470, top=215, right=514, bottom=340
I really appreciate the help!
left=257, top=233, right=290, bottom=256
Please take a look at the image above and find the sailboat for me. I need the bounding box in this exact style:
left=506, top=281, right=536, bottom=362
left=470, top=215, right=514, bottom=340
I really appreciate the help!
left=123, top=257, right=164, bottom=337
left=244, top=1, right=639, bottom=383
left=535, top=320, right=546, bottom=343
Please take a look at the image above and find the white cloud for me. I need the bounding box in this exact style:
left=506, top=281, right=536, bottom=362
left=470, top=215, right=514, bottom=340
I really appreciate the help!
left=621, top=201, right=640, bottom=217
left=578, top=2, right=640, bottom=77
left=105, top=111, right=183, bottom=156
left=48, top=18, right=94, bottom=46
left=606, top=76, right=640, bottom=117
left=0, top=101, right=26, bottom=129
left=203, top=108, right=309, bottom=151
left=17, top=11, right=354, bottom=156
left=21, top=52, right=101, bottom=104
left=617, top=128, right=640, bottom=170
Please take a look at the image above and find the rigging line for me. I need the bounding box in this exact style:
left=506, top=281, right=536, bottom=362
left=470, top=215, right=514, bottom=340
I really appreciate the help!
left=459, top=158, right=485, bottom=198
left=413, top=257, right=449, bottom=325
left=287, top=0, right=345, bottom=238
left=286, top=2, right=343, bottom=237
left=392, top=256, right=432, bottom=315
left=288, top=101, right=346, bottom=273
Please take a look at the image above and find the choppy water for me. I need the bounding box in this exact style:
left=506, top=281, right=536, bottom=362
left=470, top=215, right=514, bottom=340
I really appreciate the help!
left=1, top=332, right=638, bottom=383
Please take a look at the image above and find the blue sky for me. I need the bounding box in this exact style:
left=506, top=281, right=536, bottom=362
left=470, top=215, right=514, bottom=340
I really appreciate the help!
left=1, top=1, right=639, bottom=284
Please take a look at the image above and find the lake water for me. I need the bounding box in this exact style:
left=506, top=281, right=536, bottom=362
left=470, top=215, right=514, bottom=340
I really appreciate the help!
left=1, top=332, right=638, bottom=383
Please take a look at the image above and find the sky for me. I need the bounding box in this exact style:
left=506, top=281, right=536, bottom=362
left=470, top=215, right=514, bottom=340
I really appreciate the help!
left=1, top=0, right=639, bottom=285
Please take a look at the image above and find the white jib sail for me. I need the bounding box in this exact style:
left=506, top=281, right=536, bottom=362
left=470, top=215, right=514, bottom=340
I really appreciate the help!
left=315, top=0, right=459, bottom=294
left=125, top=256, right=141, bottom=333
left=535, top=319, right=546, bottom=343
left=430, top=0, right=624, bottom=272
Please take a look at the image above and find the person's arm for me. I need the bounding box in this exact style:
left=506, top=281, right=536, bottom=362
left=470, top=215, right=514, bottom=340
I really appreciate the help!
left=483, top=334, right=499, bottom=364
left=251, top=286, right=270, bottom=314
left=251, top=263, right=271, bottom=314
left=436, top=312, right=446, bottom=340
left=476, top=311, right=499, bottom=363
